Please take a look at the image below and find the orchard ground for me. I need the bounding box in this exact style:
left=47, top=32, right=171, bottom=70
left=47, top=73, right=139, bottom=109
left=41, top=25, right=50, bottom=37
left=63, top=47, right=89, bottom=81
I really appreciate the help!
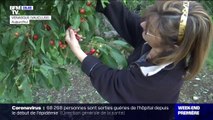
left=33, top=65, right=213, bottom=103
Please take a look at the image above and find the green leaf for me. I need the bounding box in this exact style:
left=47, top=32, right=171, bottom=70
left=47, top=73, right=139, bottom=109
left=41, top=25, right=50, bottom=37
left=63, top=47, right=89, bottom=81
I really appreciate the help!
left=71, top=14, right=80, bottom=29
left=101, top=0, right=110, bottom=8
left=57, top=0, right=64, bottom=15
left=51, top=49, right=64, bottom=64
left=99, top=47, right=108, bottom=55
left=34, top=44, right=41, bottom=56
left=34, top=22, right=43, bottom=37
left=41, top=29, right=51, bottom=36
left=39, top=64, right=54, bottom=84
left=123, top=0, right=127, bottom=4
left=52, top=75, right=62, bottom=90
left=59, top=33, right=66, bottom=38
left=0, top=72, right=6, bottom=81
left=112, top=40, right=128, bottom=47
left=0, top=61, right=13, bottom=73
left=109, top=48, right=127, bottom=68
left=28, top=39, right=36, bottom=50
left=36, top=72, right=51, bottom=89
left=92, top=36, right=105, bottom=42
left=85, top=6, right=93, bottom=15
left=87, top=15, right=95, bottom=29
left=40, top=65, right=50, bottom=78
left=0, top=81, right=5, bottom=96
left=100, top=53, right=117, bottom=69
left=48, top=19, right=59, bottom=32
left=2, top=33, right=10, bottom=46
left=0, top=44, right=6, bottom=57
left=31, top=57, right=39, bottom=66
left=41, top=37, right=45, bottom=53
left=80, top=21, right=90, bottom=32
left=48, top=48, right=63, bottom=64
left=66, top=1, right=73, bottom=21
left=13, top=36, right=25, bottom=58
left=18, top=75, right=32, bottom=103
left=58, top=68, right=70, bottom=85
left=95, top=17, right=100, bottom=28
left=53, top=31, right=60, bottom=39
left=54, top=0, right=60, bottom=6
left=9, top=84, right=18, bottom=102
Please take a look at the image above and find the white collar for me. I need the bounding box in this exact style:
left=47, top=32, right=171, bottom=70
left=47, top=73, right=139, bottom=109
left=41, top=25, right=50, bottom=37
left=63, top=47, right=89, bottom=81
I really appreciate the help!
left=140, top=63, right=172, bottom=76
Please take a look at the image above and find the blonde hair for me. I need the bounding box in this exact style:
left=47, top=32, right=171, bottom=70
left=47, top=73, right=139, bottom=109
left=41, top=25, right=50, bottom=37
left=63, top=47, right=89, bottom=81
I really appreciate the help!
left=144, top=1, right=213, bottom=80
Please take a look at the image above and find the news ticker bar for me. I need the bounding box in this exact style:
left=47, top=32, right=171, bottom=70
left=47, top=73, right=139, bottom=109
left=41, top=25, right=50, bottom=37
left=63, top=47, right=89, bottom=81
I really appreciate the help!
left=0, top=104, right=212, bottom=120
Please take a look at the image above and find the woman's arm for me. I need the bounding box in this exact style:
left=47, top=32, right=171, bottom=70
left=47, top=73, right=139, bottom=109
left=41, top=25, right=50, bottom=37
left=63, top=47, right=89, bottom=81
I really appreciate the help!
left=65, top=29, right=87, bottom=62
left=96, top=0, right=145, bottom=48
left=65, top=28, right=143, bottom=103
left=81, top=55, right=142, bottom=103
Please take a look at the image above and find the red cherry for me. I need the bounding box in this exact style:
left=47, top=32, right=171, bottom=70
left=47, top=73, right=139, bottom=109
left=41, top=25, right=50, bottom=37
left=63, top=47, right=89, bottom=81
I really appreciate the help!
left=59, top=44, right=67, bottom=49
left=75, top=34, right=81, bottom=41
left=46, top=25, right=51, bottom=31
left=44, top=24, right=51, bottom=31
left=63, top=44, right=67, bottom=49
left=86, top=1, right=92, bottom=6
left=79, top=8, right=86, bottom=14
left=59, top=41, right=63, bottom=45
left=72, top=29, right=82, bottom=41
left=90, top=48, right=96, bottom=55
left=33, top=34, right=39, bottom=41
left=59, top=44, right=63, bottom=48
left=49, top=40, right=55, bottom=46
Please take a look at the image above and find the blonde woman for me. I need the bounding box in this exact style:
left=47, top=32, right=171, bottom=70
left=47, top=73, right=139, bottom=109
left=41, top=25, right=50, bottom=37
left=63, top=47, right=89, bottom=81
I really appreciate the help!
left=65, top=0, right=213, bottom=103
